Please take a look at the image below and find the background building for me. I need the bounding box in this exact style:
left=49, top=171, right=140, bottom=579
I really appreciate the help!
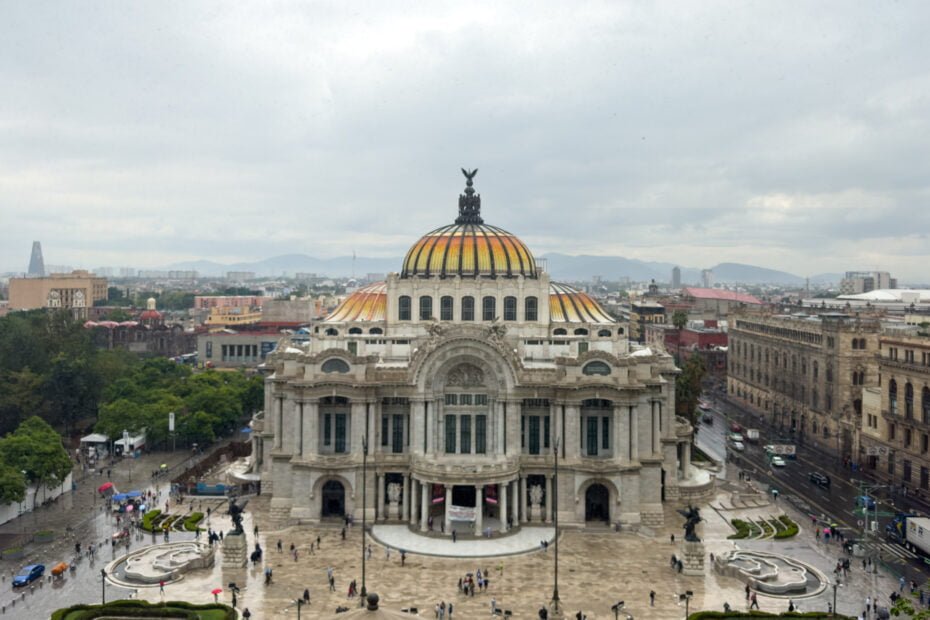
left=256, top=173, right=694, bottom=532
left=9, top=270, right=107, bottom=318
left=671, top=266, right=681, bottom=289
left=840, top=271, right=897, bottom=295
left=27, top=241, right=45, bottom=277
left=701, top=269, right=714, bottom=289
left=728, top=309, right=880, bottom=459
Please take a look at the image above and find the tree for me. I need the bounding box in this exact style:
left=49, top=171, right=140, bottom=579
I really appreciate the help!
left=671, top=310, right=688, bottom=330
left=0, top=417, right=73, bottom=510
left=0, top=368, right=50, bottom=436
left=0, top=463, right=27, bottom=504
left=676, top=354, right=706, bottom=432
left=44, top=353, right=102, bottom=436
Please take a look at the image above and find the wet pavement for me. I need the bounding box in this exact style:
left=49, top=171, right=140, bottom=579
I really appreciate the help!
left=0, top=445, right=910, bottom=618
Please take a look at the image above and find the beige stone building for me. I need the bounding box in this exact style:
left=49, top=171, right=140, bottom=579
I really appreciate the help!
left=860, top=331, right=930, bottom=493
left=8, top=270, right=107, bottom=318
left=254, top=173, right=694, bottom=532
left=728, top=309, right=880, bottom=459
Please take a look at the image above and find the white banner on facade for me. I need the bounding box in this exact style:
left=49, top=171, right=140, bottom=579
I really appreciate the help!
left=447, top=504, right=477, bottom=522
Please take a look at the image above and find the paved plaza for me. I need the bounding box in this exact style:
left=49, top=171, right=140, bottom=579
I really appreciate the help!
left=0, top=451, right=905, bottom=618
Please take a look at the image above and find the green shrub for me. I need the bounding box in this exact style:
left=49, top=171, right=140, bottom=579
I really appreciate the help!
left=773, top=515, right=799, bottom=539
left=53, top=599, right=235, bottom=620
left=141, top=509, right=161, bottom=532
left=728, top=519, right=750, bottom=539
left=182, top=512, right=204, bottom=531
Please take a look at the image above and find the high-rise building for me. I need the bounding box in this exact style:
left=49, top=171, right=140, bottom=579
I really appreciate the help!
left=671, top=266, right=681, bottom=289
left=27, top=241, right=45, bottom=277
left=701, top=269, right=714, bottom=289
left=840, top=271, right=897, bottom=295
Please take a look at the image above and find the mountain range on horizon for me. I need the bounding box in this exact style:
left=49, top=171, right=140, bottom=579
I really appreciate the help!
left=164, top=253, right=842, bottom=286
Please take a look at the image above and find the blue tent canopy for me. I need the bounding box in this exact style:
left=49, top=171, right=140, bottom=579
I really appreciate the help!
left=125, top=490, right=142, bottom=498
left=240, top=427, right=253, bottom=433
left=111, top=493, right=128, bottom=501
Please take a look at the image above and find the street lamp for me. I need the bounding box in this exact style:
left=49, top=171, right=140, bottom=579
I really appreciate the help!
left=123, top=430, right=132, bottom=482
left=360, top=433, right=368, bottom=606
left=294, top=598, right=305, bottom=619
left=831, top=582, right=839, bottom=616
left=100, top=568, right=107, bottom=604
left=679, top=591, right=693, bottom=619
left=228, top=582, right=240, bottom=608
left=550, top=436, right=562, bottom=617
left=611, top=600, right=625, bottom=620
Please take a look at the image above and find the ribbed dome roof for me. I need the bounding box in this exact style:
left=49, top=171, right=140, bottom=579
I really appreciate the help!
left=401, top=169, right=537, bottom=279
left=401, top=223, right=537, bottom=279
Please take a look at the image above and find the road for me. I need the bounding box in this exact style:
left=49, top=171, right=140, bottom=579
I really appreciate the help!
left=701, top=395, right=930, bottom=588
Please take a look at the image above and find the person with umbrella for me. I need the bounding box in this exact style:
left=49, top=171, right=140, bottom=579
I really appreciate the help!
left=212, top=587, right=222, bottom=602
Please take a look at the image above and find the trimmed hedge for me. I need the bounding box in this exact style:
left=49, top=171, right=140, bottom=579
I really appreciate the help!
left=52, top=599, right=235, bottom=620
left=141, top=509, right=161, bottom=532
left=729, top=518, right=750, bottom=539
left=774, top=515, right=799, bottom=539
left=182, top=512, right=203, bottom=531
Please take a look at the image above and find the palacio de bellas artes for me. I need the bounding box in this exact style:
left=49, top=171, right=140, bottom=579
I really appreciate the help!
left=254, top=169, right=700, bottom=536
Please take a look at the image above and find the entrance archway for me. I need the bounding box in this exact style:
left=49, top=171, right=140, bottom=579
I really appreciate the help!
left=321, top=480, right=346, bottom=518
left=585, top=483, right=609, bottom=522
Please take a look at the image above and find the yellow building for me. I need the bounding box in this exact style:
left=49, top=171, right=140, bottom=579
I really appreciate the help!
left=8, top=270, right=107, bottom=318
left=203, top=305, right=263, bottom=328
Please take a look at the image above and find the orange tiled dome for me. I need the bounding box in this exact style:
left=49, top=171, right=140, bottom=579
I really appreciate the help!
left=401, top=223, right=537, bottom=279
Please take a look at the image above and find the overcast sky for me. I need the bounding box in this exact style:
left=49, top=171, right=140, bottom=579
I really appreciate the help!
left=2, top=2, right=929, bottom=281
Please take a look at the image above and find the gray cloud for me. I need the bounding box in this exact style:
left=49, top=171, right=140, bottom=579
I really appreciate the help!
left=1, top=1, right=929, bottom=281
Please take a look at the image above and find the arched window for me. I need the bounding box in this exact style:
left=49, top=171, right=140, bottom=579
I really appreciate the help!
left=890, top=379, right=898, bottom=415
left=859, top=338, right=867, bottom=349
left=348, top=327, right=362, bottom=335
left=369, top=327, right=383, bottom=335
left=461, top=296, right=474, bottom=321
left=525, top=296, right=538, bottom=321
left=419, top=296, right=433, bottom=320
left=812, top=361, right=819, bottom=380
left=440, top=296, right=453, bottom=321
left=583, top=361, right=611, bottom=376
left=597, top=329, right=611, bottom=337
left=324, top=327, right=339, bottom=336
left=503, top=296, right=517, bottom=321
left=852, top=339, right=859, bottom=350
left=553, top=328, right=567, bottom=336
left=923, top=387, right=930, bottom=424
left=573, top=328, right=589, bottom=336
left=906, top=382, right=914, bottom=419
left=812, top=389, right=819, bottom=409
left=398, top=296, right=411, bottom=321
left=617, top=327, right=624, bottom=335
left=322, top=358, right=350, bottom=373
left=482, top=296, right=496, bottom=321
left=825, top=363, right=833, bottom=383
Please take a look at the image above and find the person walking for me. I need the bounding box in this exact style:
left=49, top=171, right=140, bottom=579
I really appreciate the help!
left=750, top=592, right=759, bottom=610
left=649, top=590, right=655, bottom=606
left=303, top=588, right=310, bottom=604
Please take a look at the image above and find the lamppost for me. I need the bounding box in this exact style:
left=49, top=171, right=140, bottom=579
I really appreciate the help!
left=679, top=590, right=693, bottom=619
left=360, top=433, right=368, bottom=606
left=123, top=429, right=132, bottom=482
left=294, top=598, right=305, bottom=619
left=100, top=568, right=107, bottom=604
left=611, top=600, right=625, bottom=620
left=550, top=436, right=562, bottom=617
left=831, top=582, right=839, bottom=616
left=228, top=582, right=240, bottom=608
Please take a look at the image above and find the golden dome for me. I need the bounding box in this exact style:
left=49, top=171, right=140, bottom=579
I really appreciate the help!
left=401, top=169, right=537, bottom=279
left=326, top=283, right=386, bottom=322
left=402, top=223, right=537, bottom=279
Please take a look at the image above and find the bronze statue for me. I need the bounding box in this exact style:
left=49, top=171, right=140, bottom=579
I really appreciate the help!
left=228, top=496, right=249, bottom=535
left=677, top=504, right=702, bottom=542
left=461, top=168, right=478, bottom=185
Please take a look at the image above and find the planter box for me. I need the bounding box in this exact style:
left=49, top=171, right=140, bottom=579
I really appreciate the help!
left=35, top=531, right=55, bottom=544
left=2, top=548, right=24, bottom=560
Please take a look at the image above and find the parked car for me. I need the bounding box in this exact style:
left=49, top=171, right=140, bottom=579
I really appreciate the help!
left=702, top=413, right=713, bottom=424
left=770, top=455, right=786, bottom=467
left=728, top=433, right=744, bottom=443
left=808, top=472, right=831, bottom=488
left=730, top=422, right=744, bottom=433
left=12, top=564, right=44, bottom=587
left=730, top=441, right=745, bottom=452
left=857, top=495, right=877, bottom=510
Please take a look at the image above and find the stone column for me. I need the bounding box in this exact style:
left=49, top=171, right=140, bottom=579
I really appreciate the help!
left=496, top=400, right=506, bottom=455
left=512, top=480, right=519, bottom=525
left=305, top=399, right=319, bottom=458
left=402, top=475, right=410, bottom=522
left=409, top=479, right=418, bottom=526
left=350, top=402, right=366, bottom=454
left=297, top=401, right=305, bottom=458
left=475, top=485, right=484, bottom=533
left=630, top=404, right=640, bottom=462
left=615, top=404, right=627, bottom=462
left=411, top=399, right=425, bottom=455
left=545, top=475, right=553, bottom=523
left=444, top=485, right=453, bottom=534
left=420, top=481, right=429, bottom=532
left=520, top=476, right=528, bottom=523
left=376, top=474, right=385, bottom=521
left=652, top=401, right=661, bottom=455
left=500, top=482, right=509, bottom=533
left=275, top=397, right=284, bottom=448
left=683, top=441, right=692, bottom=478
left=564, top=403, right=580, bottom=459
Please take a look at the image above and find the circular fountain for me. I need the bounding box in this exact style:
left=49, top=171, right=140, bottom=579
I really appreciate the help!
left=714, top=549, right=828, bottom=598
left=106, top=542, right=215, bottom=587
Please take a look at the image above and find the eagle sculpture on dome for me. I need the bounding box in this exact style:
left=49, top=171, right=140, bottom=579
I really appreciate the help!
left=461, top=168, right=478, bottom=185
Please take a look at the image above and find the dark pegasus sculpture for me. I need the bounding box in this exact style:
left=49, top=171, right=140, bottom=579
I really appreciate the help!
left=677, top=504, right=702, bottom=542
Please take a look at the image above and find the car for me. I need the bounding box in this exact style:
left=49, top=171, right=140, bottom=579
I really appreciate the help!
left=763, top=444, right=776, bottom=456
left=770, top=456, right=786, bottom=467
left=856, top=495, right=876, bottom=510
left=728, top=433, right=744, bottom=443
left=730, top=422, right=743, bottom=433
left=730, top=441, right=745, bottom=452
left=698, top=402, right=711, bottom=412
left=702, top=413, right=713, bottom=424
left=12, top=564, right=44, bottom=587
left=808, top=472, right=831, bottom=488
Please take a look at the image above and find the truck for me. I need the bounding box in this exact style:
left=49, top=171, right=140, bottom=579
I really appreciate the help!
left=886, top=513, right=930, bottom=556
left=762, top=444, right=796, bottom=459
left=745, top=429, right=760, bottom=443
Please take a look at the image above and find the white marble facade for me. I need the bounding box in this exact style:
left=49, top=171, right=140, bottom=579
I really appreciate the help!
left=255, top=174, right=691, bottom=531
